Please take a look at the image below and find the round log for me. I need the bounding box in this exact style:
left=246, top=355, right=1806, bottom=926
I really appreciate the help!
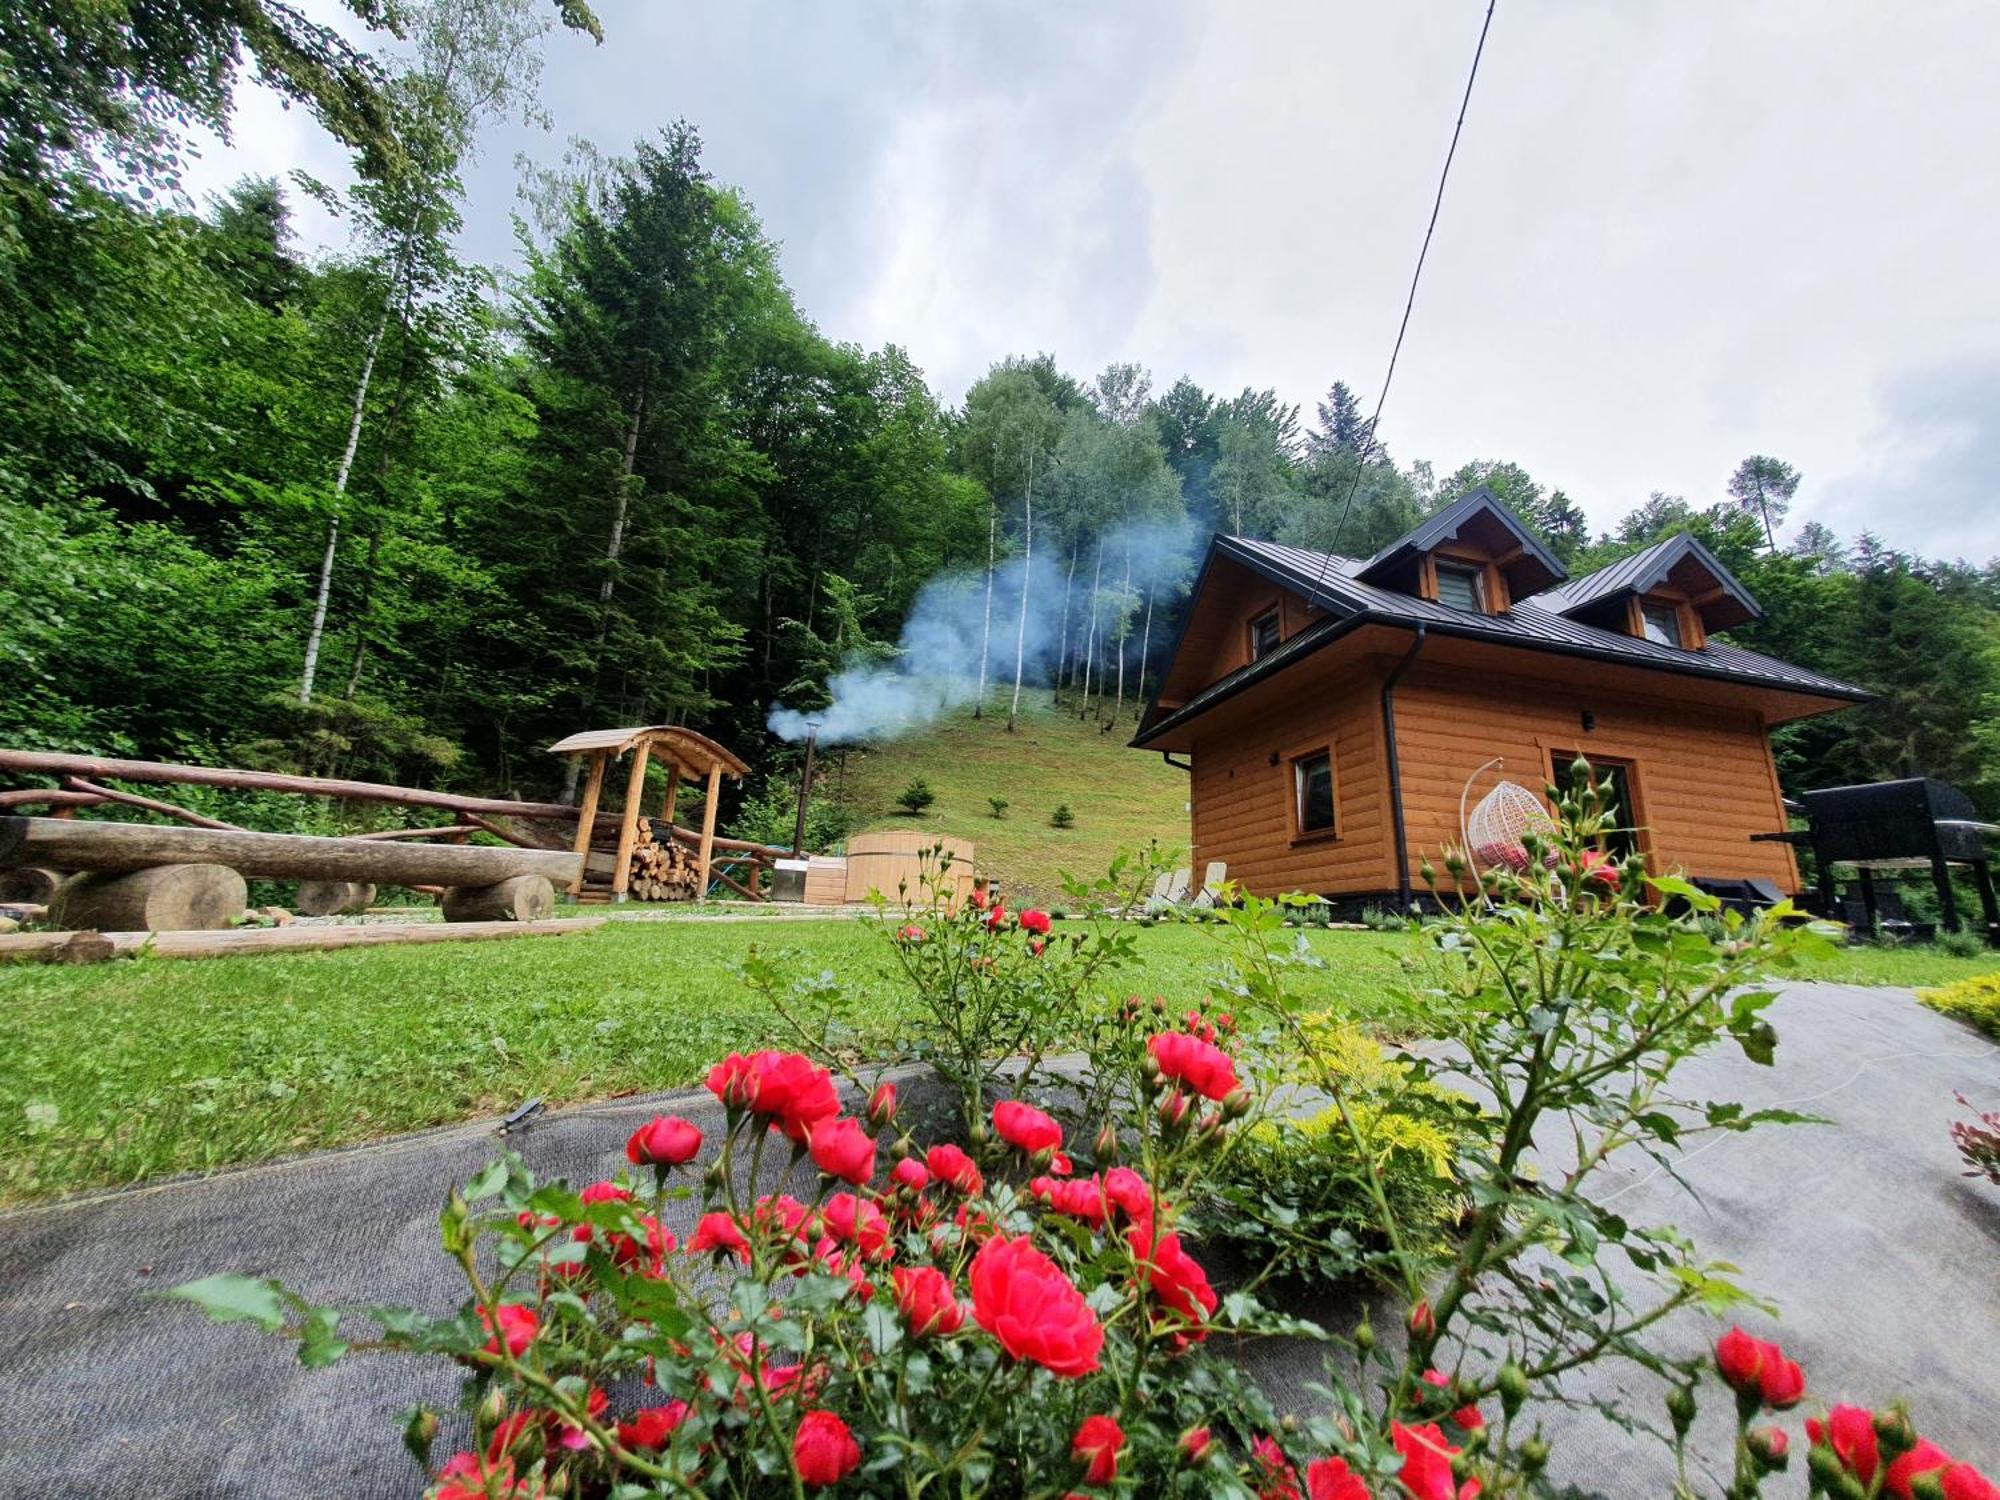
left=441, top=875, right=555, bottom=923
left=0, top=866, right=61, bottom=903
left=296, top=879, right=377, bottom=916
left=50, top=863, right=247, bottom=932
left=0, top=816, right=578, bottom=887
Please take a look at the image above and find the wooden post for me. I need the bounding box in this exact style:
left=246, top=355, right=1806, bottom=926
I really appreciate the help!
left=569, top=752, right=607, bottom=898
left=696, top=761, right=723, bottom=901
left=661, top=763, right=680, bottom=826
left=610, top=742, right=652, bottom=903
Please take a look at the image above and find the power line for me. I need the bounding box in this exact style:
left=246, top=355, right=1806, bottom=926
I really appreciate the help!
left=1304, top=0, right=1499, bottom=611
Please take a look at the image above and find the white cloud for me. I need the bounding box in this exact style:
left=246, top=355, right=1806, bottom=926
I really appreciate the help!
left=184, top=0, right=2000, bottom=558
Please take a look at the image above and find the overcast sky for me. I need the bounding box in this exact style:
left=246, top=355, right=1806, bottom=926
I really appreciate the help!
left=185, top=0, right=2000, bottom=560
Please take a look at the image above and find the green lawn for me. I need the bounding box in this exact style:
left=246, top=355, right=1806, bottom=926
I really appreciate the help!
left=832, top=689, right=1189, bottom=905
left=3, top=917, right=1994, bottom=1208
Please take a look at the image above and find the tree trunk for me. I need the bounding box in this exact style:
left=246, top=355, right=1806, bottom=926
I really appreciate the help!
left=1078, top=538, right=1103, bottom=719
left=441, top=874, right=555, bottom=923
left=1056, top=539, right=1078, bottom=701
left=344, top=527, right=385, bottom=699
left=1008, top=450, right=1034, bottom=732
left=1112, top=535, right=1133, bottom=725
left=595, top=383, right=648, bottom=646
left=51, top=864, right=247, bottom=932
left=301, top=296, right=393, bottom=704
left=296, top=879, right=377, bottom=916
left=1135, top=583, right=1155, bottom=719
left=975, top=494, right=996, bottom=718
left=0, top=867, right=61, bottom=904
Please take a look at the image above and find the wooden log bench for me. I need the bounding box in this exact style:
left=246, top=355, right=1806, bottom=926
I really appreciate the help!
left=0, top=816, right=581, bottom=931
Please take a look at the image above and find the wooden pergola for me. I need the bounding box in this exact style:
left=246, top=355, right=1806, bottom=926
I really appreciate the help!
left=549, top=726, right=751, bottom=902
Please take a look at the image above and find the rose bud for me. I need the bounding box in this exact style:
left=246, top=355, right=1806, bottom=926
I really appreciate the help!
left=1874, top=1407, right=1918, bottom=1458
left=1497, top=1362, right=1528, bottom=1419
left=866, top=1082, right=899, bottom=1132
left=1354, top=1318, right=1375, bottom=1353
left=1408, top=1299, right=1436, bottom=1343
left=1714, top=1327, right=1765, bottom=1396
left=1748, top=1427, right=1790, bottom=1472
left=476, top=1386, right=508, bottom=1438
left=1179, top=1426, right=1214, bottom=1466
left=1665, top=1384, right=1697, bottom=1438
left=1519, top=1435, right=1549, bottom=1474
left=626, top=1115, right=703, bottom=1168
left=1157, top=1089, right=1191, bottom=1133
left=1094, top=1121, right=1119, bottom=1162
left=1222, top=1088, right=1252, bottom=1120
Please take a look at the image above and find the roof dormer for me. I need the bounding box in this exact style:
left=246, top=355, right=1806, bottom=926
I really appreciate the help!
left=1543, top=533, right=1761, bottom=651
left=1353, top=485, right=1568, bottom=615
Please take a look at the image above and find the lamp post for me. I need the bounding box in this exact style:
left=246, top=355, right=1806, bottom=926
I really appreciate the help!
left=791, top=721, right=820, bottom=857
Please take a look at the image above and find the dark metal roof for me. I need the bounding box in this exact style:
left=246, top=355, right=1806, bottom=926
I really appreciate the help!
left=1132, top=533, right=1870, bottom=747
left=1540, top=532, right=1763, bottom=623
left=1356, top=484, right=1569, bottom=596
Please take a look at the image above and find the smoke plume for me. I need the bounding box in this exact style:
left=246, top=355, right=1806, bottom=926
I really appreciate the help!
left=768, top=518, right=1196, bottom=745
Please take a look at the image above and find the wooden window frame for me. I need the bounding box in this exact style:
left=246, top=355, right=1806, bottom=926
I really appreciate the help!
left=1248, top=606, right=1282, bottom=661
left=1418, top=548, right=1510, bottom=614
left=1548, top=747, right=1652, bottom=875
left=1624, top=592, right=1707, bottom=650
left=1287, top=744, right=1339, bottom=843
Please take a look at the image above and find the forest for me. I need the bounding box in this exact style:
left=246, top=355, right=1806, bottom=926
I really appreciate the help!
left=3, top=0, right=1997, bottom=834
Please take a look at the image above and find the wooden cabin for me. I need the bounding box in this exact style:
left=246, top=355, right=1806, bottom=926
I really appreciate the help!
left=1132, top=487, right=1869, bottom=910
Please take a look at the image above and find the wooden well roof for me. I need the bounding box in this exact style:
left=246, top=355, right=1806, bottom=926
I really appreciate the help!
left=547, top=726, right=750, bottom=778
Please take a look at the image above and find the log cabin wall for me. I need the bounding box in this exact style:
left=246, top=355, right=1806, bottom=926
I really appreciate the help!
left=1187, top=656, right=1396, bottom=897
left=1389, top=660, right=1801, bottom=892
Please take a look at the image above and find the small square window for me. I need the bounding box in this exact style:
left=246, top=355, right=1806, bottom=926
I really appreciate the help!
left=1640, top=602, right=1682, bottom=647
left=1249, top=609, right=1281, bottom=659
left=1434, top=563, right=1484, bottom=612
left=1294, top=751, right=1335, bottom=835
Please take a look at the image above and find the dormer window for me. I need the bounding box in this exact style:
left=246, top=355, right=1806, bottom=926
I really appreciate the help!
left=1249, top=608, right=1281, bottom=659
left=1433, top=562, right=1485, bottom=613
left=1640, top=601, right=1682, bottom=647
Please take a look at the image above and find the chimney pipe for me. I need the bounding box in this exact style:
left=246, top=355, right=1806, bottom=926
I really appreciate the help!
left=791, top=723, right=819, bottom=857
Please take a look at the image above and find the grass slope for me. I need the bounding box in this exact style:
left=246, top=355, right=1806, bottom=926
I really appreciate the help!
left=832, top=689, right=1188, bottom=904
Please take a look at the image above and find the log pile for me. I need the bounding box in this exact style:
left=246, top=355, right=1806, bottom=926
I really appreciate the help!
left=627, top=821, right=699, bottom=901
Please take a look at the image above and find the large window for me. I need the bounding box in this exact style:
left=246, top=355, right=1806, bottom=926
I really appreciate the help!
left=1553, top=751, right=1642, bottom=862
left=1293, top=749, right=1336, bottom=836
left=1249, top=608, right=1281, bottom=659
left=1433, top=562, right=1484, bottom=612
left=1640, top=601, right=1682, bottom=647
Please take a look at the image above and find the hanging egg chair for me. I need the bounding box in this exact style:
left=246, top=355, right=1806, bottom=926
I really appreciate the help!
left=1459, top=758, right=1558, bottom=874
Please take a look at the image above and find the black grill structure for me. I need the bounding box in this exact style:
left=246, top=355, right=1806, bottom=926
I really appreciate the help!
left=1791, top=778, right=1998, bottom=942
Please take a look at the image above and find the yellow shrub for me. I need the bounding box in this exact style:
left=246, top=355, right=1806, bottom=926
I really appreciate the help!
left=1920, top=973, right=2000, bottom=1040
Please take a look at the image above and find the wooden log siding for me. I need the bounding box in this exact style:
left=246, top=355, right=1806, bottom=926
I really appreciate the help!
left=1387, top=662, right=1800, bottom=891
left=0, top=817, right=581, bottom=888
left=1189, top=670, right=1394, bottom=898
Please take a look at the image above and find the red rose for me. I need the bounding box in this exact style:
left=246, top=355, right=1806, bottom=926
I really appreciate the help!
left=993, top=1099, right=1063, bottom=1154
left=1253, top=1436, right=1303, bottom=1500
left=1747, top=1427, right=1789, bottom=1466
left=1180, top=1427, right=1214, bottom=1465
left=1019, top=909, right=1052, bottom=935
left=705, top=1050, right=840, bottom=1142
left=1028, top=936, right=1046, bottom=956
left=479, top=1303, right=539, bottom=1360
left=892, top=1264, right=965, bottom=1336
left=1033, top=1174, right=1111, bottom=1228
left=689, top=1210, right=749, bottom=1261
left=618, top=1401, right=688, bottom=1450
left=1147, top=1031, right=1240, bottom=1102
left=1407, top=1299, right=1435, bottom=1342
left=548, top=1385, right=608, bottom=1451
left=1127, top=1226, right=1217, bottom=1337
left=1714, top=1325, right=1763, bottom=1393
left=485, top=1411, right=537, bottom=1465
left=821, top=1192, right=892, bottom=1258
left=1072, top=1414, right=1124, bottom=1486
left=985, top=903, right=1009, bottom=930
left=969, top=1233, right=1104, bottom=1378
left=891, top=1156, right=929, bottom=1191
left=1808, top=1406, right=1880, bottom=1485
left=793, top=1410, right=861, bottom=1487
left=1101, top=1166, right=1154, bottom=1228
left=1888, top=1442, right=1956, bottom=1500
left=1578, top=848, right=1620, bottom=887
left=433, top=1453, right=537, bottom=1500
left=1307, top=1455, right=1370, bottom=1500
left=608, top=1214, right=674, bottom=1274
left=1391, top=1423, right=1460, bottom=1500
left=626, top=1114, right=703, bottom=1167
left=1758, top=1349, right=1805, bottom=1410
left=808, top=1116, right=877, bottom=1185
left=896, top=924, right=927, bottom=942
left=925, top=1143, right=984, bottom=1194
left=1944, top=1465, right=2000, bottom=1500
left=1421, top=1369, right=1483, bottom=1429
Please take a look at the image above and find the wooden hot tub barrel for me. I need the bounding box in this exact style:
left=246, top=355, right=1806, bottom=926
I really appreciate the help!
left=842, top=831, right=976, bottom=906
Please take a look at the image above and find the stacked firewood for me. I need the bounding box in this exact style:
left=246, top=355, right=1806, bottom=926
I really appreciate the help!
left=628, top=821, right=699, bottom=901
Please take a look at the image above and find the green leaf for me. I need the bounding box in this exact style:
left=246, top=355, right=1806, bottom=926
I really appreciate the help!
left=164, top=1273, right=289, bottom=1332
left=299, top=1306, right=350, bottom=1367
left=863, top=1300, right=902, bottom=1356
left=464, top=1157, right=510, bottom=1201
